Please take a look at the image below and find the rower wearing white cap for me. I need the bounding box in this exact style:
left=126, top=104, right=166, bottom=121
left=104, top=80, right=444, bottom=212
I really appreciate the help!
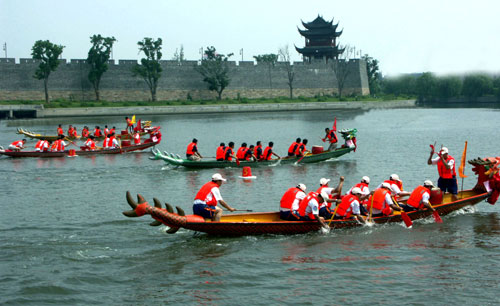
left=332, top=187, right=365, bottom=223
left=376, top=174, right=411, bottom=197
left=193, top=173, right=236, bottom=221
left=367, top=182, right=402, bottom=217
left=427, top=146, right=458, bottom=201
left=399, top=180, right=437, bottom=212
left=279, top=183, right=307, bottom=221
left=298, top=191, right=329, bottom=229
left=347, top=176, right=371, bottom=201
left=316, top=176, right=344, bottom=219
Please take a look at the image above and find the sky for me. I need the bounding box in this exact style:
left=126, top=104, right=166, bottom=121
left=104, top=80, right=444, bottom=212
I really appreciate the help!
left=1, top=0, right=499, bottom=76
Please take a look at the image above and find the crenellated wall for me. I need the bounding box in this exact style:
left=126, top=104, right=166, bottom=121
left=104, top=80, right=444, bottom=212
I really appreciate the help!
left=0, top=58, right=370, bottom=101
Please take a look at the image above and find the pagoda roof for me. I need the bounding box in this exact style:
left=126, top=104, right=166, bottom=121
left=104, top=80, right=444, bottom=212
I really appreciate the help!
left=301, top=15, right=336, bottom=30
left=298, top=27, right=343, bottom=38
left=295, top=45, right=345, bottom=56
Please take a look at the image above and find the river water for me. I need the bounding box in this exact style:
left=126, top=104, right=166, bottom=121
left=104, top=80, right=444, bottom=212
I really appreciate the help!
left=1, top=107, right=499, bottom=305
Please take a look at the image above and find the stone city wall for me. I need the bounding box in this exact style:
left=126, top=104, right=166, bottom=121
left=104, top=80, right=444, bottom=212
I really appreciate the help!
left=0, top=58, right=370, bottom=101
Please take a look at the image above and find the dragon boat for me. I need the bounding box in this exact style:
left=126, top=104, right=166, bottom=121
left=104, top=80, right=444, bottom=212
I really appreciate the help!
left=0, top=140, right=159, bottom=158
left=17, top=127, right=152, bottom=141
left=122, top=157, right=500, bottom=236
left=150, top=128, right=357, bottom=169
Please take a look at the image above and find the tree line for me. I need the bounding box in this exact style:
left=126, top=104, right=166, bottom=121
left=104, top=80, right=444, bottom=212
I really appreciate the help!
left=29, top=37, right=367, bottom=103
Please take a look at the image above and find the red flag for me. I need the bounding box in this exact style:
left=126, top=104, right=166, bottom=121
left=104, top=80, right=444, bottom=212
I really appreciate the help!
left=332, top=117, right=337, bottom=132
left=458, top=141, right=468, bottom=178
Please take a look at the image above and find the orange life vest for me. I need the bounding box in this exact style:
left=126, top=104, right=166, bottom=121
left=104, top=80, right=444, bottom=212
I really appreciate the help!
left=384, top=179, right=403, bottom=191
left=51, top=140, right=59, bottom=151
left=294, top=143, right=306, bottom=156
left=109, top=128, right=115, bottom=135
left=186, top=142, right=197, bottom=155
left=35, top=140, right=43, bottom=150
left=236, top=147, right=247, bottom=160
left=224, top=147, right=234, bottom=161
left=368, top=188, right=390, bottom=211
left=288, top=142, right=299, bottom=155
left=298, top=192, right=319, bottom=219
left=82, top=129, right=89, bottom=138
left=194, top=182, right=219, bottom=206
left=336, top=194, right=357, bottom=218
left=437, top=156, right=456, bottom=179
left=326, top=130, right=338, bottom=143
left=280, top=187, right=302, bottom=210
left=216, top=146, right=225, bottom=160
left=407, top=185, right=430, bottom=209
left=57, top=127, right=64, bottom=135
left=85, top=139, right=96, bottom=150
left=94, top=128, right=102, bottom=137
left=262, top=146, right=272, bottom=160
left=254, top=145, right=263, bottom=159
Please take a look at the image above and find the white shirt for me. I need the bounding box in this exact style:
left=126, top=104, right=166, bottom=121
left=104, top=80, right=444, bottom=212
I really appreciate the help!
left=304, top=197, right=320, bottom=217
left=291, top=191, right=306, bottom=211
left=347, top=185, right=370, bottom=196
left=194, top=186, right=223, bottom=205
left=319, top=186, right=335, bottom=208
left=431, top=156, right=454, bottom=168
left=111, top=138, right=120, bottom=148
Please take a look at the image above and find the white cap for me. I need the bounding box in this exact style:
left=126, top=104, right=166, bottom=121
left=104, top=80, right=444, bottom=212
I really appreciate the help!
left=319, top=178, right=330, bottom=185
left=381, top=182, right=392, bottom=189
left=390, top=174, right=400, bottom=181
left=212, top=173, right=226, bottom=182
left=423, top=180, right=434, bottom=187
left=362, top=176, right=370, bottom=184
left=441, top=147, right=449, bottom=154
left=351, top=187, right=362, bottom=195
left=297, top=183, right=306, bottom=192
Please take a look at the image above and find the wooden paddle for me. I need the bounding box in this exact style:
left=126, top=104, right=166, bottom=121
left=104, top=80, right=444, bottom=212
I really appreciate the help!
left=327, top=202, right=341, bottom=226
left=428, top=203, right=443, bottom=223
left=294, top=152, right=311, bottom=165
left=392, top=196, right=413, bottom=228
left=368, top=195, right=374, bottom=224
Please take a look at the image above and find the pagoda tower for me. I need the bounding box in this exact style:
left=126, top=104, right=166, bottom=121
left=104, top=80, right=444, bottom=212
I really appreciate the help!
left=295, top=15, right=344, bottom=63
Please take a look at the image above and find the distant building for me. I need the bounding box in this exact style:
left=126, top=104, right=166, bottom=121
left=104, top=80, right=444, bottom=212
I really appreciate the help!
left=295, top=15, right=344, bottom=63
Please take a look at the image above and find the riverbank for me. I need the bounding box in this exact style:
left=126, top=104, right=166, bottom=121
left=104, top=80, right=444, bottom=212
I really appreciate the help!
left=2, top=100, right=416, bottom=119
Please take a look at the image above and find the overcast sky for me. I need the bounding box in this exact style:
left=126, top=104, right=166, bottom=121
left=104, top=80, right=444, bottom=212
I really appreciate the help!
left=1, top=0, right=499, bottom=76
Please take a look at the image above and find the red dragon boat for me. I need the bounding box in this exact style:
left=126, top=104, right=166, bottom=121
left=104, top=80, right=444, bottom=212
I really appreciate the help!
left=0, top=140, right=159, bottom=158
left=122, top=157, right=500, bottom=236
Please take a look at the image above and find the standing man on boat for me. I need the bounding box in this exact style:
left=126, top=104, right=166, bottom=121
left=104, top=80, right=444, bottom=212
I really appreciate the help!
left=216, top=143, right=226, bottom=161
left=427, top=146, right=459, bottom=202
left=322, top=127, right=338, bottom=151
left=8, top=139, right=26, bottom=151
left=193, top=173, right=236, bottom=221
left=287, top=138, right=301, bottom=157
left=261, top=142, right=280, bottom=161
left=186, top=139, right=202, bottom=161
left=279, top=183, right=307, bottom=221
left=398, top=180, right=437, bottom=212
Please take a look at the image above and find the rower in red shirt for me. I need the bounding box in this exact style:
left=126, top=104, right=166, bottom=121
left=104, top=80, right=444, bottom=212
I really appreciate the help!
left=57, top=124, right=64, bottom=136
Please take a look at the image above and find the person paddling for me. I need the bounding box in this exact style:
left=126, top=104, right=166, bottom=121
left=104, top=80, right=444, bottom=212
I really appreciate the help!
left=316, top=176, right=344, bottom=219
left=193, top=173, right=236, bottom=221
left=84, top=135, right=96, bottom=151
left=398, top=180, right=437, bottom=212
left=367, top=183, right=402, bottom=217
left=186, top=138, right=202, bottom=161
left=216, top=143, right=226, bottom=161
left=376, top=174, right=411, bottom=198
left=224, top=142, right=237, bottom=161
left=254, top=141, right=263, bottom=160
left=298, top=191, right=329, bottom=229
left=9, top=139, right=26, bottom=151
left=261, top=141, right=280, bottom=161
left=332, top=187, right=365, bottom=223
left=287, top=138, right=301, bottom=157
left=57, top=124, right=64, bottom=136
left=236, top=143, right=248, bottom=161
left=279, top=183, right=307, bottom=220
left=295, top=139, right=309, bottom=157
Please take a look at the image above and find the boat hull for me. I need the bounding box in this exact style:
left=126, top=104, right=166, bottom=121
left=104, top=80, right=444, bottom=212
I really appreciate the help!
left=151, top=147, right=355, bottom=168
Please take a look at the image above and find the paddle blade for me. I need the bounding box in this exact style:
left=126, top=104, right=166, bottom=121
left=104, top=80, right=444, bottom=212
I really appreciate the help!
left=433, top=210, right=443, bottom=223
left=400, top=211, right=413, bottom=228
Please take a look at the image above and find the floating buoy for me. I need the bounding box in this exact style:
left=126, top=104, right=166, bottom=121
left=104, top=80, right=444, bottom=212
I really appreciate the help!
left=68, top=149, right=77, bottom=157
left=239, top=166, right=256, bottom=180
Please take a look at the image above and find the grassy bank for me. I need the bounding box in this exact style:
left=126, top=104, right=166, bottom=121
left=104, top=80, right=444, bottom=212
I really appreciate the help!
left=0, top=94, right=415, bottom=108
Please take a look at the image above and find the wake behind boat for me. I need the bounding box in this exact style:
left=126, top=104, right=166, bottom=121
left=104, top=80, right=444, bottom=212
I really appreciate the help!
left=122, top=157, right=500, bottom=236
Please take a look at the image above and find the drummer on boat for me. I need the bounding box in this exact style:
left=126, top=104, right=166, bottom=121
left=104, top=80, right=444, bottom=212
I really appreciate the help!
left=193, top=173, right=236, bottom=221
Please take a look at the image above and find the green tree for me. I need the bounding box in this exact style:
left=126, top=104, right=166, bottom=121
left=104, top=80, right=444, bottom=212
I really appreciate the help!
left=31, top=40, right=65, bottom=103
left=362, top=54, right=381, bottom=95
left=416, top=72, right=437, bottom=102
left=330, top=45, right=354, bottom=99
left=132, top=37, right=163, bottom=101
left=87, top=34, right=116, bottom=101
left=435, top=76, right=462, bottom=101
left=381, top=75, right=418, bottom=96
left=254, top=53, right=278, bottom=89
left=172, top=44, right=185, bottom=62
left=278, top=45, right=295, bottom=99
left=195, top=46, right=233, bottom=100
left=493, top=76, right=500, bottom=101
left=462, top=74, right=493, bottom=100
